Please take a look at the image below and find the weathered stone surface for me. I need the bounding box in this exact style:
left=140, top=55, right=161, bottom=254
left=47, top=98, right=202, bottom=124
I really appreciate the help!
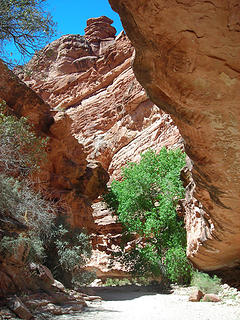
left=85, top=16, right=116, bottom=44
left=16, top=34, right=94, bottom=80
left=7, top=296, right=33, bottom=320
left=17, top=287, right=87, bottom=317
left=0, top=59, right=108, bottom=296
left=0, top=250, right=38, bottom=298
left=21, top=31, right=182, bottom=183
left=202, top=294, right=221, bottom=302
left=109, top=0, right=240, bottom=271
left=1, top=59, right=108, bottom=232
left=189, top=289, right=204, bottom=302
left=85, top=250, right=130, bottom=280
left=19, top=23, right=183, bottom=279
left=0, top=60, right=53, bottom=134
left=19, top=30, right=134, bottom=111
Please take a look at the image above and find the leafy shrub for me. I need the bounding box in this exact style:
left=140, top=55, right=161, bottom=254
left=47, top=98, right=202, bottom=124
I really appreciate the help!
left=0, top=101, right=48, bottom=176
left=45, top=216, right=95, bottom=287
left=104, top=148, right=192, bottom=284
left=104, top=277, right=160, bottom=287
left=72, top=271, right=96, bottom=287
left=191, top=271, right=222, bottom=294
left=165, top=246, right=192, bottom=284
left=0, top=101, right=94, bottom=287
left=0, top=233, right=45, bottom=263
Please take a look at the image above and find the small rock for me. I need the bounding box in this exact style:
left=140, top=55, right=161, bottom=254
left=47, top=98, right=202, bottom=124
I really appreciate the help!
left=189, top=289, right=204, bottom=302
left=90, top=278, right=102, bottom=287
left=84, top=295, right=102, bottom=301
left=40, top=303, right=63, bottom=315
left=52, top=279, right=65, bottom=292
left=222, top=283, right=230, bottom=289
left=7, top=296, right=33, bottom=320
left=202, top=294, right=221, bottom=302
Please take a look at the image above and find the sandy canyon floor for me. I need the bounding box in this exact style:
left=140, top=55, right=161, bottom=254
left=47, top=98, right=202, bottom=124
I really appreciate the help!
left=55, top=285, right=240, bottom=320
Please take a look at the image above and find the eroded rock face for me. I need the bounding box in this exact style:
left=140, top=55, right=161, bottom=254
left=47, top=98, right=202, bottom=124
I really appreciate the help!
left=85, top=16, right=116, bottom=41
left=18, top=19, right=183, bottom=278
left=0, top=60, right=53, bottom=134
left=0, top=59, right=108, bottom=296
left=109, top=0, right=240, bottom=271
left=20, top=28, right=182, bottom=182
left=1, top=59, right=108, bottom=231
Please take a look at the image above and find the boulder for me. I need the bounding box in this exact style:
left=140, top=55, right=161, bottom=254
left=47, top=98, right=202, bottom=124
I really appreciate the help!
left=189, top=289, right=204, bottom=302
left=202, top=294, right=221, bottom=302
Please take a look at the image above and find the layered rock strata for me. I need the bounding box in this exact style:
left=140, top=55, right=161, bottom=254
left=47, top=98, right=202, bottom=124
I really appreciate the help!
left=109, top=0, right=240, bottom=271
left=0, top=59, right=108, bottom=296
left=20, top=17, right=182, bottom=181
left=1, top=60, right=108, bottom=231
left=18, top=17, right=183, bottom=278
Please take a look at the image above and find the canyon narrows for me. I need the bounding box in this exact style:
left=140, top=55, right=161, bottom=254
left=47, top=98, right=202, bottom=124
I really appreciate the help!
left=1, top=2, right=240, bottom=311
left=17, top=16, right=184, bottom=279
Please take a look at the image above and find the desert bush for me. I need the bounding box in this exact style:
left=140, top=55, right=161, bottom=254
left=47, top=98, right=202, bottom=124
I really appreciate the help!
left=45, top=216, right=95, bottom=287
left=0, top=233, right=45, bottom=263
left=104, top=148, right=192, bottom=284
left=0, top=174, right=55, bottom=236
left=104, top=278, right=132, bottom=287
left=0, top=101, right=54, bottom=264
left=0, top=101, right=93, bottom=286
left=0, top=101, right=48, bottom=176
left=191, top=271, right=222, bottom=294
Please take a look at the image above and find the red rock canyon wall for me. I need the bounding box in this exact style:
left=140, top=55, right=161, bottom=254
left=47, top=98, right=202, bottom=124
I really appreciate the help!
left=109, top=0, right=240, bottom=271
left=0, top=59, right=108, bottom=295
left=18, top=16, right=183, bottom=278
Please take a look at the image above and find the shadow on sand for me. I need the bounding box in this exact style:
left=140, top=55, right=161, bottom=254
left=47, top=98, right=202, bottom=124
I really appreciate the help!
left=85, top=284, right=172, bottom=302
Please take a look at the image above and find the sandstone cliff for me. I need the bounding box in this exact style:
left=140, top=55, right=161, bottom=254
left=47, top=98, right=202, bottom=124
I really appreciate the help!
left=109, top=0, right=240, bottom=272
left=17, top=16, right=183, bottom=278
left=0, top=59, right=108, bottom=296
left=20, top=17, right=182, bottom=177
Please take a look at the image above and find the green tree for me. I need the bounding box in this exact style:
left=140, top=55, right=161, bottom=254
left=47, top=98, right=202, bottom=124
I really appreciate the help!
left=0, top=0, right=56, bottom=63
left=104, top=148, right=192, bottom=284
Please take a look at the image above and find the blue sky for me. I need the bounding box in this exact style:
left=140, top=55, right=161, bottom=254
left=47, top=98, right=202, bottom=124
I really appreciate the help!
left=48, top=0, right=123, bottom=37
left=7, top=0, right=123, bottom=64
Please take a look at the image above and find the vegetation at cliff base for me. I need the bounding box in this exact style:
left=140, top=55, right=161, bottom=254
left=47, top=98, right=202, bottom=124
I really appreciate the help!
left=45, top=215, right=96, bottom=287
left=0, top=101, right=93, bottom=287
left=104, top=147, right=192, bottom=284
left=191, top=271, right=222, bottom=294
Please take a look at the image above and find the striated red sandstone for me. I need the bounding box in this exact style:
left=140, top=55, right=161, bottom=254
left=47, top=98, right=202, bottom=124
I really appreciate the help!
left=0, top=58, right=108, bottom=296
left=20, top=17, right=182, bottom=182
left=109, top=0, right=240, bottom=271
left=0, top=59, right=108, bottom=232
left=17, top=16, right=183, bottom=278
